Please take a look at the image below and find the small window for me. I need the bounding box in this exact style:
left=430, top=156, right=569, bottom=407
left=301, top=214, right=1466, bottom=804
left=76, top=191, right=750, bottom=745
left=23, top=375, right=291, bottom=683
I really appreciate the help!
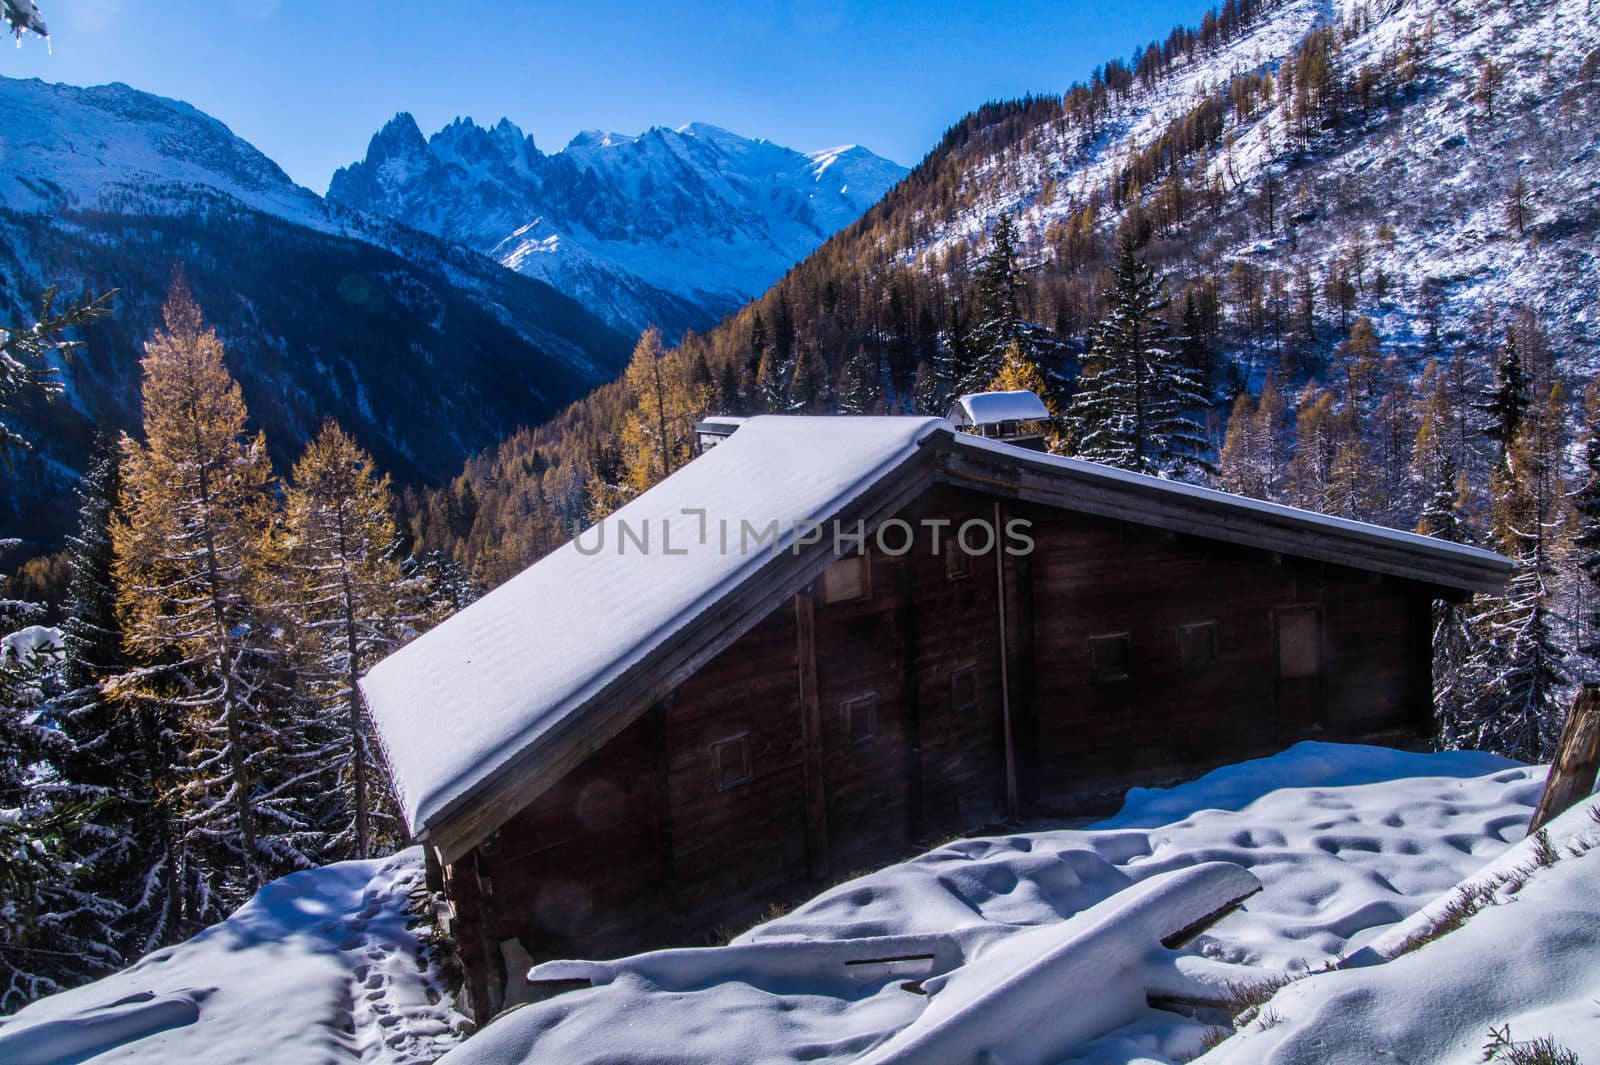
left=1090, top=633, right=1132, bottom=684
left=1277, top=607, right=1322, bottom=679
left=943, top=536, right=971, bottom=581
left=842, top=694, right=877, bottom=744
left=1179, top=622, right=1218, bottom=670
left=821, top=555, right=870, bottom=604
left=712, top=735, right=752, bottom=791
left=950, top=665, right=978, bottom=712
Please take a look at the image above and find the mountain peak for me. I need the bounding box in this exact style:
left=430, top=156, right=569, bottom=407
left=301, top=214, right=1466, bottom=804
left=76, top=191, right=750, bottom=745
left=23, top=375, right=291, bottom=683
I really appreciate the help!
left=566, top=129, right=637, bottom=150
left=328, top=109, right=909, bottom=337
left=370, top=112, right=430, bottom=157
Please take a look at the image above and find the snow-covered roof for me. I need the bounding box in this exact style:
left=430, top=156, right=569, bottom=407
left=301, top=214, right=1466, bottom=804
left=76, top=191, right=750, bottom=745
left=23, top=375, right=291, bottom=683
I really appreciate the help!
left=946, top=433, right=1512, bottom=584
left=363, top=416, right=946, bottom=845
left=362, top=416, right=1513, bottom=853
left=946, top=390, right=1051, bottom=427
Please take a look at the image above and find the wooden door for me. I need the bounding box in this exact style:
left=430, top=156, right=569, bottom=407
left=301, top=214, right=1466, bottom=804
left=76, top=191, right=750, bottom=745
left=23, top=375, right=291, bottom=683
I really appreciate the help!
left=1274, top=605, right=1326, bottom=735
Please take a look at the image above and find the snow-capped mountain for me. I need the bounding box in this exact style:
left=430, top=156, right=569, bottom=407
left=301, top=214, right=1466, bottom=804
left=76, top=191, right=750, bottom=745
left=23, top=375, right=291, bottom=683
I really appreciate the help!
left=0, top=75, right=632, bottom=545
left=327, top=115, right=908, bottom=336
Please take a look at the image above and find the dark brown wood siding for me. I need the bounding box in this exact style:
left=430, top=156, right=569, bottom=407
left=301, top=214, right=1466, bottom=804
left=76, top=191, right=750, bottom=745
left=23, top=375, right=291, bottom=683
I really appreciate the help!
left=1021, top=503, right=1436, bottom=805
left=442, top=485, right=1438, bottom=1020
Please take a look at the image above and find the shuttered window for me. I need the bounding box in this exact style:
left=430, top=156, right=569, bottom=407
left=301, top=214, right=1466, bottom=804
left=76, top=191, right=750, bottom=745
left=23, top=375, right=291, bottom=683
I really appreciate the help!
left=712, top=735, right=752, bottom=790
left=843, top=694, right=877, bottom=744
left=1179, top=622, right=1218, bottom=670
left=1090, top=633, right=1132, bottom=684
left=1276, top=607, right=1323, bottom=679
left=822, top=555, right=870, bottom=603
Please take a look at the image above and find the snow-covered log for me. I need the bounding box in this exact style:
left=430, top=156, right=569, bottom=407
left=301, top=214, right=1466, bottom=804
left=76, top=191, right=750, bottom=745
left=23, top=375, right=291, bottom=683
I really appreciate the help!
left=852, top=862, right=1261, bottom=1065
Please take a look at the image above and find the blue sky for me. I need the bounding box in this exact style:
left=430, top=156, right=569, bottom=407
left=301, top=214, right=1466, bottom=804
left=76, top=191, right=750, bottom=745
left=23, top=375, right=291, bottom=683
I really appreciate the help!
left=9, top=0, right=1212, bottom=192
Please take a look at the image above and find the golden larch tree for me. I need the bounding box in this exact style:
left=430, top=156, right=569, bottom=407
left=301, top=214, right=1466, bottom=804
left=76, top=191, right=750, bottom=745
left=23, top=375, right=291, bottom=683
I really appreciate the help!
left=112, top=278, right=301, bottom=904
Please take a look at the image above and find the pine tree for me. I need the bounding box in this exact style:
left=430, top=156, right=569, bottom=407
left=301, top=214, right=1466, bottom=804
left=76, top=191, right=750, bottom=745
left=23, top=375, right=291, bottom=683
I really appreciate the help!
left=1416, top=454, right=1467, bottom=543
left=409, top=549, right=484, bottom=621
left=1477, top=328, right=1530, bottom=469
left=837, top=348, right=880, bottom=415
left=1418, top=450, right=1478, bottom=754
left=0, top=555, right=120, bottom=1010
left=1218, top=393, right=1264, bottom=497
left=54, top=437, right=175, bottom=962
left=756, top=346, right=793, bottom=413
left=1446, top=385, right=1570, bottom=761
left=1069, top=236, right=1213, bottom=478
left=0, top=287, right=115, bottom=464
left=789, top=348, right=823, bottom=412
left=1449, top=567, right=1566, bottom=760
left=111, top=279, right=308, bottom=914
left=965, top=214, right=1065, bottom=395
left=284, top=422, right=417, bottom=861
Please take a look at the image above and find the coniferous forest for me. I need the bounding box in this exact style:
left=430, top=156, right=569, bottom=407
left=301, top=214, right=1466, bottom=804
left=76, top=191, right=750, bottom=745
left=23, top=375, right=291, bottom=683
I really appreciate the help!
left=1, top=280, right=482, bottom=1010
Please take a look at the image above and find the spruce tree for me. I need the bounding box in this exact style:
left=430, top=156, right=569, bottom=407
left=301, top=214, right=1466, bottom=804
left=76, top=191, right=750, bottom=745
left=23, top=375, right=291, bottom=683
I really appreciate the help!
left=0, top=559, right=120, bottom=1010
left=757, top=347, right=793, bottom=413
left=965, top=214, right=1065, bottom=395
left=1416, top=454, right=1467, bottom=543
left=112, top=279, right=310, bottom=912
left=838, top=348, right=880, bottom=415
left=1069, top=236, right=1213, bottom=478
left=1446, top=386, right=1569, bottom=761
left=789, top=348, right=823, bottom=412
left=1419, top=452, right=1479, bottom=756
left=0, top=287, right=115, bottom=464
left=1477, top=327, right=1530, bottom=469
left=284, top=422, right=417, bottom=861
left=1450, top=567, right=1566, bottom=760
left=54, top=437, right=176, bottom=961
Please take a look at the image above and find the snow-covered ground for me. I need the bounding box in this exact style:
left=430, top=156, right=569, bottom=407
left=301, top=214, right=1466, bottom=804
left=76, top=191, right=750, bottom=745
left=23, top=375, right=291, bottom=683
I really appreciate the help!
left=5, top=741, right=1595, bottom=1065
left=443, top=742, right=1594, bottom=1065
left=0, top=851, right=469, bottom=1065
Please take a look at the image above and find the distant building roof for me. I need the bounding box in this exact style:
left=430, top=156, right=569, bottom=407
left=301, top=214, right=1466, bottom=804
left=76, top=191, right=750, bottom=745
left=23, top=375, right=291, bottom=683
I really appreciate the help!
left=362, top=416, right=1513, bottom=859
left=947, top=390, right=1051, bottom=428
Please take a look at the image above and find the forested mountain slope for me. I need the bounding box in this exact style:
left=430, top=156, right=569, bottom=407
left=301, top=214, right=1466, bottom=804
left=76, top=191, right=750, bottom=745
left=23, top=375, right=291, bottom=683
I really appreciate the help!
left=420, top=0, right=1599, bottom=592
left=0, top=76, right=632, bottom=548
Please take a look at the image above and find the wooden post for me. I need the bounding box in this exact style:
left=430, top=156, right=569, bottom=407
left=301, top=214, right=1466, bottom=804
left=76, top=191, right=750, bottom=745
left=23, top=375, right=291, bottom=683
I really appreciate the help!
left=794, top=590, right=830, bottom=882
left=1528, top=682, right=1600, bottom=835
left=651, top=703, right=677, bottom=890
left=994, top=501, right=1019, bottom=822
left=895, top=556, right=925, bottom=841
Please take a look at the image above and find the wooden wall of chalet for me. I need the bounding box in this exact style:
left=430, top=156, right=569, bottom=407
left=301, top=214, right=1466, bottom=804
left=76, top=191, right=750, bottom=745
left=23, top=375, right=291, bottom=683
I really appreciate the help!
left=444, top=486, right=1437, bottom=1017
left=1018, top=501, right=1434, bottom=803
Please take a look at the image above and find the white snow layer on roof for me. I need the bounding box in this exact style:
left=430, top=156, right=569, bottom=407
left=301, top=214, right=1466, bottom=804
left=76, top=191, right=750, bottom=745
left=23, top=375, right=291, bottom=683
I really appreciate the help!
left=434, top=742, right=1574, bottom=1065
left=948, top=389, right=1051, bottom=426
left=0, top=850, right=468, bottom=1065
left=362, top=415, right=946, bottom=832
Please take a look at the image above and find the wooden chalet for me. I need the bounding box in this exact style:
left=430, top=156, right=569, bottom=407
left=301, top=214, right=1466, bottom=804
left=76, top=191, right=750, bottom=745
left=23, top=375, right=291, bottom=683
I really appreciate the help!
left=360, top=413, right=1512, bottom=1020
